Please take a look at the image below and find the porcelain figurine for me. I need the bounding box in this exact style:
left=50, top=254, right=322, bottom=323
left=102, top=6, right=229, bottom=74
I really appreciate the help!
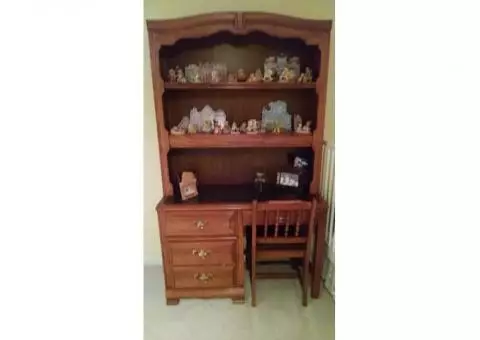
left=297, top=73, right=305, bottom=83
left=168, top=69, right=176, bottom=83
left=222, top=121, right=231, bottom=134
left=213, top=124, right=222, bottom=134
left=240, top=122, right=247, bottom=133
left=255, top=68, right=263, bottom=81
left=297, top=120, right=312, bottom=134
left=170, top=126, right=185, bottom=135
left=187, top=123, right=197, bottom=134
left=247, top=68, right=263, bottom=82
left=185, top=64, right=201, bottom=83
left=202, top=120, right=213, bottom=133
left=247, top=73, right=256, bottom=82
left=227, top=73, right=237, bottom=82
left=176, top=67, right=187, bottom=83
left=279, top=68, right=295, bottom=83
left=237, top=68, right=247, bottom=82
left=264, top=56, right=276, bottom=80
left=276, top=54, right=288, bottom=74
left=189, top=107, right=202, bottom=130
left=261, top=100, right=292, bottom=131
left=246, top=119, right=259, bottom=134
left=213, top=109, right=226, bottom=129
left=288, top=56, right=300, bottom=79
left=263, top=68, right=274, bottom=82
left=231, top=122, right=240, bottom=134
left=303, top=67, right=313, bottom=83
left=272, top=121, right=282, bottom=134
left=294, top=114, right=303, bottom=132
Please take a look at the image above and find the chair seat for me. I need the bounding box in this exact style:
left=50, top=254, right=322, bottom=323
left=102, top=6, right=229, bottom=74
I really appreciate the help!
left=257, top=243, right=306, bottom=260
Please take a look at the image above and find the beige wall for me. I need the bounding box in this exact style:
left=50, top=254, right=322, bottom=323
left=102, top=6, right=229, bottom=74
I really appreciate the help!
left=144, top=0, right=334, bottom=265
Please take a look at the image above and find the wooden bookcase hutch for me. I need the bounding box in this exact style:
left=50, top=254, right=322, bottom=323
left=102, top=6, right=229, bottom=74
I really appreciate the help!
left=147, top=12, right=332, bottom=305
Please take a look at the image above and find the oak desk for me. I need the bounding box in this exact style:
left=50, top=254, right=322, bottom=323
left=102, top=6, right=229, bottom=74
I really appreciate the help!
left=156, top=184, right=327, bottom=304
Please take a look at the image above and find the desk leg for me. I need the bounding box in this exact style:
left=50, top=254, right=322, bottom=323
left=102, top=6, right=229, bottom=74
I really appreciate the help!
left=311, top=209, right=327, bottom=298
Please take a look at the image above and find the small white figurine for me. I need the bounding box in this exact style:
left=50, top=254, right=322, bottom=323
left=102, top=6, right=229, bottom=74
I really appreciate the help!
left=246, top=119, right=259, bottom=134
left=231, top=122, right=240, bottom=134
left=176, top=66, right=187, bottom=83
left=263, top=68, right=274, bottom=82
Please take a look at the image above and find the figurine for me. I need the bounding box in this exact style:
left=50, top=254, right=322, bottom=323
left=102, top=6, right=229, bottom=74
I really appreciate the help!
left=246, top=119, right=259, bottom=134
left=297, top=121, right=312, bottom=134
left=294, top=114, right=303, bottom=132
left=170, top=126, right=185, bottom=135
left=168, top=69, right=176, bottom=83
left=263, top=68, right=274, bottom=82
left=171, top=116, right=189, bottom=135
left=247, top=68, right=263, bottom=82
left=303, top=67, right=313, bottom=83
left=297, top=73, right=305, bottom=83
left=227, top=73, right=237, bottom=82
left=276, top=54, right=288, bottom=74
left=187, top=123, right=197, bottom=134
left=231, top=122, right=240, bottom=134
left=213, top=124, right=222, bottom=135
left=255, top=69, right=263, bottom=81
left=272, top=122, right=282, bottom=134
left=176, top=66, right=187, bottom=83
left=202, top=120, right=213, bottom=133
left=264, top=56, right=277, bottom=80
left=240, top=122, right=247, bottom=133
left=222, top=121, right=231, bottom=134
left=279, top=68, right=295, bottom=83
left=262, top=100, right=292, bottom=132
left=237, top=68, right=247, bottom=82
left=185, top=64, right=201, bottom=83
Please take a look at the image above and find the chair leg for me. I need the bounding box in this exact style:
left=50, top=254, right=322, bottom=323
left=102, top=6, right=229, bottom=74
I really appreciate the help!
left=251, top=255, right=257, bottom=307
left=302, top=256, right=309, bottom=307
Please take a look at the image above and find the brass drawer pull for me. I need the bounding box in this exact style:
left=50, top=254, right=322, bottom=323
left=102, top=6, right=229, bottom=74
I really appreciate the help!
left=194, top=220, right=206, bottom=229
left=192, top=248, right=210, bottom=259
left=194, top=272, right=213, bottom=282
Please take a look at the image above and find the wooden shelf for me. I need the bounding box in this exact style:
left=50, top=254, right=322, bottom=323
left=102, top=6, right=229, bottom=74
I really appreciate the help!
left=164, top=82, right=316, bottom=90
left=169, top=133, right=313, bottom=148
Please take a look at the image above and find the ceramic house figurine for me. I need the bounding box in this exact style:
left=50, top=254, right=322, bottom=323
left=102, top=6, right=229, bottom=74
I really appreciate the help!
left=187, top=123, right=197, bottom=134
left=231, top=122, right=240, bottom=134
left=179, top=171, right=198, bottom=201
left=168, top=69, right=176, bottom=83
left=202, top=120, right=213, bottom=133
left=170, top=116, right=189, bottom=135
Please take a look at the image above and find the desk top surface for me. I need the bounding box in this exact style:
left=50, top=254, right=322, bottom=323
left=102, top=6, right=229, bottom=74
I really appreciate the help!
left=158, top=184, right=323, bottom=211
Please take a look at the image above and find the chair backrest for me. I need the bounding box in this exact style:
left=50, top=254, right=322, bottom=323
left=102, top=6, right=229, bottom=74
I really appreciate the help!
left=252, top=199, right=317, bottom=238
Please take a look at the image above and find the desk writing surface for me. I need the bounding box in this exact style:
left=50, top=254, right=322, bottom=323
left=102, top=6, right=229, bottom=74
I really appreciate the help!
left=163, top=184, right=310, bottom=205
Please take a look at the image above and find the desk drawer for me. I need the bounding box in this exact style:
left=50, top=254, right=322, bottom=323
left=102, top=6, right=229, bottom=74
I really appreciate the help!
left=169, top=240, right=235, bottom=266
left=164, top=210, right=236, bottom=237
left=173, top=265, right=234, bottom=289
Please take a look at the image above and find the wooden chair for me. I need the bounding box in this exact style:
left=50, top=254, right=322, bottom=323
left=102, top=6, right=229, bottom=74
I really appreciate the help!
left=249, top=198, right=317, bottom=306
